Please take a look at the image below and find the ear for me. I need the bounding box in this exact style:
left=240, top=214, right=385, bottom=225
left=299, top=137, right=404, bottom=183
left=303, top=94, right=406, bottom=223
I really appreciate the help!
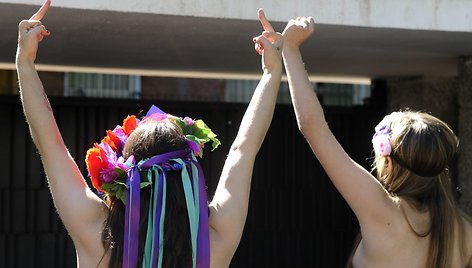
left=385, top=156, right=393, bottom=173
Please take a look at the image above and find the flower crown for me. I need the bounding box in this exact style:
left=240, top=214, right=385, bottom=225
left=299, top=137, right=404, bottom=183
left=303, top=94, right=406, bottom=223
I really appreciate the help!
left=85, top=105, right=221, bottom=202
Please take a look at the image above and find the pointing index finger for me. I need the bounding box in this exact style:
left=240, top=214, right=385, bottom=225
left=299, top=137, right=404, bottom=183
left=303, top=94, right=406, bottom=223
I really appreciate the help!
left=258, top=8, right=275, bottom=32
left=30, top=0, right=51, bottom=21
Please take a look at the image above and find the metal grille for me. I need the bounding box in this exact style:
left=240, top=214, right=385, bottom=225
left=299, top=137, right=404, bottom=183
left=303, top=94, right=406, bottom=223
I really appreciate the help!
left=64, top=72, right=141, bottom=99
left=0, top=96, right=380, bottom=267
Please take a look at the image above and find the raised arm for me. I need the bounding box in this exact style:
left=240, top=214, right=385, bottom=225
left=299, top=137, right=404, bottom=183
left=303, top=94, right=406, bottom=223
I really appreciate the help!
left=282, top=18, right=395, bottom=228
left=208, top=9, right=283, bottom=266
left=16, top=0, right=106, bottom=247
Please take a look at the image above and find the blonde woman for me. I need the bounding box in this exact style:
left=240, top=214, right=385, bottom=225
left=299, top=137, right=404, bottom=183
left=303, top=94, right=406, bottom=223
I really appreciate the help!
left=258, top=11, right=472, bottom=268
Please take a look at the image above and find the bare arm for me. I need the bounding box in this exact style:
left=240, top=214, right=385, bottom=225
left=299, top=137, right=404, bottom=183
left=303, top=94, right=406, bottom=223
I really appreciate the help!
left=208, top=9, right=283, bottom=266
left=16, top=0, right=106, bottom=248
left=282, top=17, right=395, bottom=229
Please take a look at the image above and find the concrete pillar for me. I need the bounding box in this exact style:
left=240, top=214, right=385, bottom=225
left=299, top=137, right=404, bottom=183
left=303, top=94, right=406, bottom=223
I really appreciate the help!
left=385, top=76, right=458, bottom=128
left=458, top=57, right=472, bottom=215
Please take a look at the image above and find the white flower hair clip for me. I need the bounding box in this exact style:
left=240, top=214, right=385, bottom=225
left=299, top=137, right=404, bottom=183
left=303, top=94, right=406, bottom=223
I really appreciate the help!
left=372, top=123, right=392, bottom=156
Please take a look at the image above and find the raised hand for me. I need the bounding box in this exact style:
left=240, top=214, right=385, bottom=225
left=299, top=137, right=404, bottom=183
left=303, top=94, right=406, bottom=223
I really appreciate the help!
left=253, top=8, right=283, bottom=72
left=282, top=16, right=315, bottom=49
left=17, top=0, right=51, bottom=62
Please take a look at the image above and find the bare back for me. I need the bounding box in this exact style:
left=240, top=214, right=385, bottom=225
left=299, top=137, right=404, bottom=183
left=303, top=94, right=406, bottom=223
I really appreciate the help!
left=352, top=201, right=472, bottom=268
left=72, top=209, right=234, bottom=268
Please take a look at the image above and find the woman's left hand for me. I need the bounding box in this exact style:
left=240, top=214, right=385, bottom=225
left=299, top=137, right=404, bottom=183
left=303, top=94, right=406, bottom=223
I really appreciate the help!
left=17, top=0, right=51, bottom=62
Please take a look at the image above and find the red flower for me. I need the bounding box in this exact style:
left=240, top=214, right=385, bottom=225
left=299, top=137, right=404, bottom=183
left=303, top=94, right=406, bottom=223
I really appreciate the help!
left=122, top=115, right=138, bottom=136
left=85, top=144, right=108, bottom=192
left=102, top=130, right=121, bottom=152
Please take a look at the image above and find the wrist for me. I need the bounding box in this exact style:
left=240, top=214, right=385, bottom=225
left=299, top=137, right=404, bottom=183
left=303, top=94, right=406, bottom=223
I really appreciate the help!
left=282, top=42, right=301, bottom=53
left=263, top=65, right=283, bottom=76
left=16, top=48, right=35, bottom=64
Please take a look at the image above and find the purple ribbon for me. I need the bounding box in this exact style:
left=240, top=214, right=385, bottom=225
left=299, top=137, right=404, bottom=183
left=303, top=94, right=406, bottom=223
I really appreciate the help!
left=151, top=169, right=166, bottom=266
left=123, top=166, right=140, bottom=268
left=193, top=160, right=210, bottom=268
left=139, top=150, right=189, bottom=169
left=145, top=105, right=166, bottom=117
left=122, top=149, right=190, bottom=268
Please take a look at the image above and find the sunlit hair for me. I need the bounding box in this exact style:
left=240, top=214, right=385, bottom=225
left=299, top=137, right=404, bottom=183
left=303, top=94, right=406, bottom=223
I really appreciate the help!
left=371, top=111, right=469, bottom=268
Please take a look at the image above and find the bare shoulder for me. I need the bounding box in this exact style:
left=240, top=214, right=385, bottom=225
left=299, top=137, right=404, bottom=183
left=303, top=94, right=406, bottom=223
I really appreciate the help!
left=73, top=204, right=110, bottom=268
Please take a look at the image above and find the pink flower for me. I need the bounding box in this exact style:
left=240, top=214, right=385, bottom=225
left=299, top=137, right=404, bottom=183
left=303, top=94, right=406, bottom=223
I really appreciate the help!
left=112, top=126, right=129, bottom=145
left=372, top=134, right=392, bottom=156
left=98, top=142, right=119, bottom=182
left=146, top=113, right=168, bottom=122
left=184, top=117, right=195, bottom=126
left=116, top=155, right=134, bottom=172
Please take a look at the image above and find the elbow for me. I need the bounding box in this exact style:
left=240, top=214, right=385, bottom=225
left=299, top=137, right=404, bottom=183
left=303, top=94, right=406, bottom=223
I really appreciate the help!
left=229, top=136, right=257, bottom=155
left=228, top=141, right=247, bottom=156
left=296, top=114, right=313, bottom=135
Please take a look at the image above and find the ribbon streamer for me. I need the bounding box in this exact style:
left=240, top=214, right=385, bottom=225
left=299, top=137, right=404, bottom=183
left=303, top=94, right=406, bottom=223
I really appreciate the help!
left=122, top=149, right=210, bottom=268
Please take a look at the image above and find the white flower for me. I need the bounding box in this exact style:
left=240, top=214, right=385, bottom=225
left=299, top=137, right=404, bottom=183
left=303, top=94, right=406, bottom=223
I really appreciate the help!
left=372, top=134, right=392, bottom=156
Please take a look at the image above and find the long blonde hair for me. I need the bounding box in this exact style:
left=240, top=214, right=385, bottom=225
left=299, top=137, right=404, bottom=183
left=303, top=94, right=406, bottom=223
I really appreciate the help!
left=377, top=111, right=470, bottom=267
left=348, top=111, right=470, bottom=268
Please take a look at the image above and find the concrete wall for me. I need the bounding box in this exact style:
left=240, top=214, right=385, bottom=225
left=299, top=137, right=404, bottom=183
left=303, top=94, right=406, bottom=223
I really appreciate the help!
left=141, top=77, right=225, bottom=101
left=3, top=0, right=472, bottom=32
left=458, top=57, right=472, bottom=214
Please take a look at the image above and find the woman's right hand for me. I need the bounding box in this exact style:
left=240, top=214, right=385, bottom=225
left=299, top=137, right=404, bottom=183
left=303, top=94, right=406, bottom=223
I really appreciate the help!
left=282, top=16, right=315, bottom=49
left=17, top=0, right=51, bottom=62
left=253, top=8, right=283, bottom=73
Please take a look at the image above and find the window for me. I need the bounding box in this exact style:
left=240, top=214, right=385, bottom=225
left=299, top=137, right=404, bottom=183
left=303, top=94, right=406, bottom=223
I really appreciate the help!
left=224, top=80, right=370, bottom=106
left=64, top=73, right=141, bottom=99
left=316, top=83, right=370, bottom=106
left=224, top=80, right=292, bottom=104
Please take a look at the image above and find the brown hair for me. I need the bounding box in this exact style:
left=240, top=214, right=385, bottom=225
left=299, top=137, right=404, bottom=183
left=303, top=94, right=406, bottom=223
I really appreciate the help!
left=348, top=111, right=470, bottom=268
left=100, top=119, right=193, bottom=268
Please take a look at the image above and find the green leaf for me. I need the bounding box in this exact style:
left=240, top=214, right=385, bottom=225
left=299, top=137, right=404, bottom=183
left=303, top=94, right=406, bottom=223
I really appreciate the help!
left=115, top=180, right=128, bottom=187
left=186, top=134, right=207, bottom=144
left=100, top=183, right=113, bottom=193
left=140, top=182, right=152, bottom=189
left=210, top=137, right=221, bottom=151
left=116, top=188, right=126, bottom=204
left=171, top=116, right=221, bottom=156
left=115, top=167, right=126, bottom=179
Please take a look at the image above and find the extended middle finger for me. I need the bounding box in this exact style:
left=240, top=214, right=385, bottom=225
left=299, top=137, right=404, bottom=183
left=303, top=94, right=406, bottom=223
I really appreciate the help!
left=30, top=0, right=51, bottom=21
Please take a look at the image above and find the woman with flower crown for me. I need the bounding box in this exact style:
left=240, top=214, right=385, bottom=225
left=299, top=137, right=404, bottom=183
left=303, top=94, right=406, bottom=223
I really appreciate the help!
left=16, top=1, right=283, bottom=267
left=268, top=15, right=472, bottom=268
